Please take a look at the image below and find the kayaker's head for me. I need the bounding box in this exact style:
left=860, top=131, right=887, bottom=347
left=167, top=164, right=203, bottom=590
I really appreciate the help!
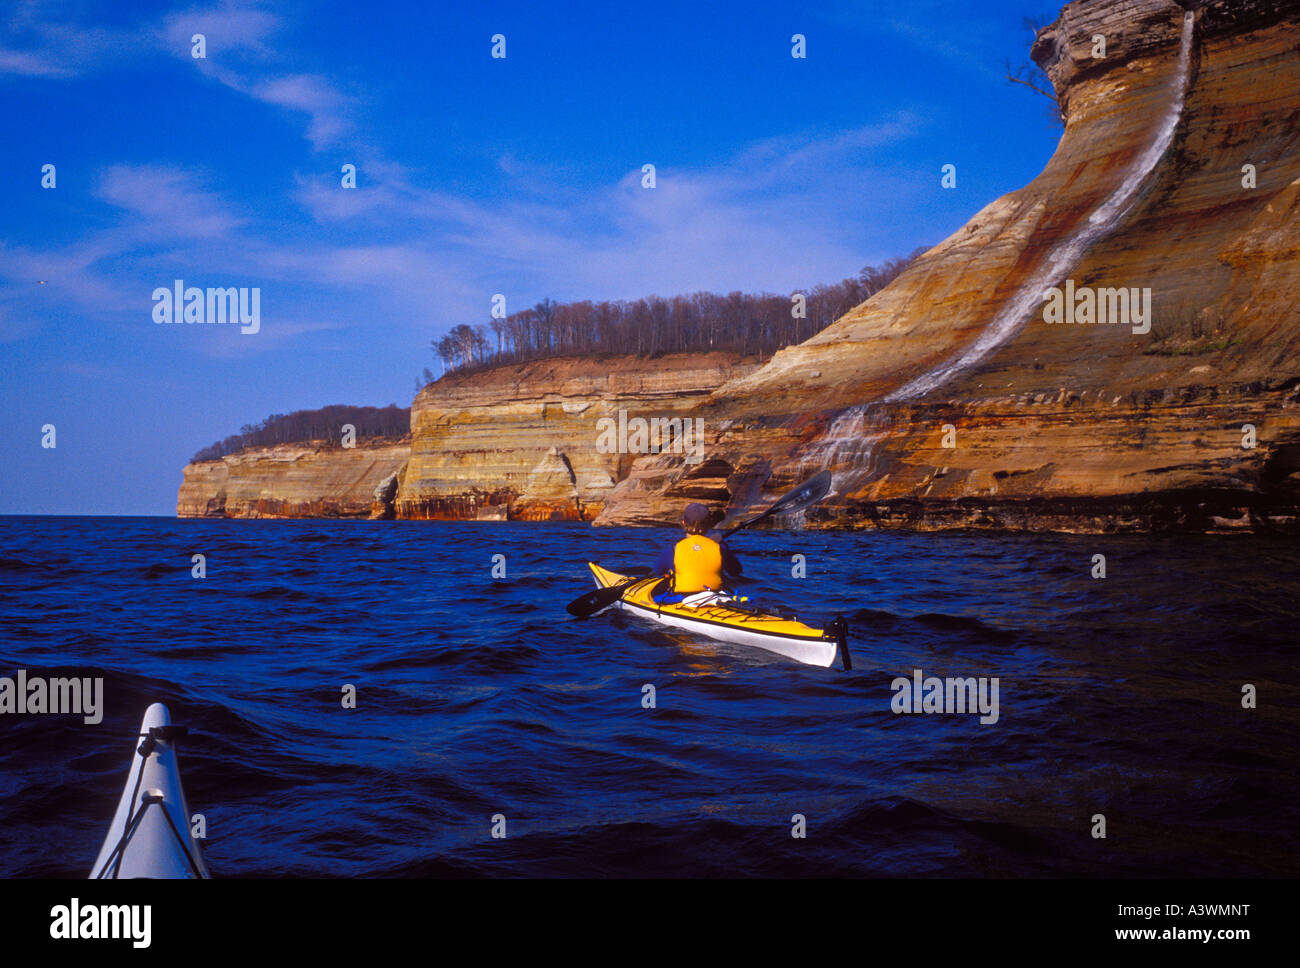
left=681, top=502, right=713, bottom=535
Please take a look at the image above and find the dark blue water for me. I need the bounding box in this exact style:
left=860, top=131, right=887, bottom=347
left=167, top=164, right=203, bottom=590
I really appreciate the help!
left=1, top=517, right=1297, bottom=877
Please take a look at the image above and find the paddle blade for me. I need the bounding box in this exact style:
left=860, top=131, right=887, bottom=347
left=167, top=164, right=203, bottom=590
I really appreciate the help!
left=769, top=469, right=832, bottom=516
left=719, top=470, right=834, bottom=537
left=565, top=582, right=629, bottom=618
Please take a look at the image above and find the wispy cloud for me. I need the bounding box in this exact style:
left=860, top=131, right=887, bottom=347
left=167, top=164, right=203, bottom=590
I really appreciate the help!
left=0, top=165, right=250, bottom=342
left=1, top=0, right=355, bottom=151
left=157, top=1, right=355, bottom=149
left=192, top=315, right=347, bottom=358
left=157, top=0, right=281, bottom=60
left=0, top=46, right=74, bottom=78
left=250, top=73, right=354, bottom=149
left=6, top=100, right=923, bottom=352
left=0, top=238, right=137, bottom=340
left=98, top=165, right=247, bottom=240
left=287, top=113, right=925, bottom=305
left=728, top=115, right=922, bottom=184
left=0, top=0, right=145, bottom=77
left=4, top=1, right=929, bottom=349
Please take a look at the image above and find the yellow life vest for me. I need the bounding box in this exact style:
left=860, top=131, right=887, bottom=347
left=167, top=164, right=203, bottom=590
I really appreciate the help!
left=673, top=535, right=724, bottom=592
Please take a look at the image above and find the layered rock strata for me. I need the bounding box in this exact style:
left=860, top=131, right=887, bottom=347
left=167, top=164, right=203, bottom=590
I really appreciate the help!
left=395, top=353, right=760, bottom=521
left=594, top=0, right=1300, bottom=533
left=179, top=0, right=1300, bottom=534
left=177, top=439, right=410, bottom=519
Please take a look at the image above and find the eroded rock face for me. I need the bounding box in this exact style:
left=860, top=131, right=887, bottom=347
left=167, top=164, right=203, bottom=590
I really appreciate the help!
left=514, top=447, right=582, bottom=521
left=395, top=353, right=760, bottom=521
left=178, top=0, right=1299, bottom=534
left=371, top=470, right=403, bottom=520
left=596, top=0, right=1300, bottom=533
left=177, top=440, right=410, bottom=518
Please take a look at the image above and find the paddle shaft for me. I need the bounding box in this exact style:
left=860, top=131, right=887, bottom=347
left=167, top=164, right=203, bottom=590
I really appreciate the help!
left=718, top=506, right=774, bottom=541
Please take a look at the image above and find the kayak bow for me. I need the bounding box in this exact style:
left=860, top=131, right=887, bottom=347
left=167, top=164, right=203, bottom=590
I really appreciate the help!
left=90, top=703, right=210, bottom=879
left=588, top=563, right=845, bottom=668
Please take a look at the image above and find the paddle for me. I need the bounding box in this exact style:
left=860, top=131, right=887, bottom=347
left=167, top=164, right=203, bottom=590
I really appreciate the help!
left=717, top=469, right=832, bottom=540
left=565, top=566, right=652, bottom=618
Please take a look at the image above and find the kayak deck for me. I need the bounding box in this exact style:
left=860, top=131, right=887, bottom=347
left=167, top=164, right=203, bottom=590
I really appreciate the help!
left=91, top=703, right=210, bottom=879
left=588, top=562, right=841, bottom=668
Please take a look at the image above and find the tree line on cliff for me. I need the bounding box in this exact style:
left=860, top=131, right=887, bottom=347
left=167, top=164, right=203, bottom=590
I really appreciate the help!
left=423, top=249, right=927, bottom=380
left=191, top=404, right=409, bottom=462
left=194, top=251, right=924, bottom=460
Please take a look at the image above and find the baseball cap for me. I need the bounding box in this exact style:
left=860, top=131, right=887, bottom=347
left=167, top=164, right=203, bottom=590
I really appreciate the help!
left=681, top=503, right=712, bottom=525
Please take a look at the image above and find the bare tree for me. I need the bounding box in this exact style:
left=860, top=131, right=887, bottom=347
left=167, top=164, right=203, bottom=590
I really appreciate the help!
left=1006, top=14, right=1065, bottom=126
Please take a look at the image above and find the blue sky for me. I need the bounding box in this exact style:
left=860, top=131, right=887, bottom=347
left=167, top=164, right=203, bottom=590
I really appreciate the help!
left=1, top=0, right=1063, bottom=514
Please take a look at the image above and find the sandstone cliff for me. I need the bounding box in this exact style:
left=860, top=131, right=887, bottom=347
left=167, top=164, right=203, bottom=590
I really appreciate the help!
left=595, top=0, right=1300, bottom=533
left=178, top=0, right=1300, bottom=534
left=177, top=438, right=410, bottom=518
left=175, top=355, right=757, bottom=521
left=396, top=353, right=760, bottom=521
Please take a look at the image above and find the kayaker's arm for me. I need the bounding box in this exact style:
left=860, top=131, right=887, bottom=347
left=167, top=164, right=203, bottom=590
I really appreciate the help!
left=719, top=539, right=742, bottom=577
left=651, top=544, right=674, bottom=575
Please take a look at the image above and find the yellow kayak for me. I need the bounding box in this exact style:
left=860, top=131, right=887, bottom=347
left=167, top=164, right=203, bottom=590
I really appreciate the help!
left=588, top=563, right=845, bottom=668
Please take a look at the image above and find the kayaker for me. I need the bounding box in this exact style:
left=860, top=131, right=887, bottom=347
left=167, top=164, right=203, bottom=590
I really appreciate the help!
left=652, top=502, right=742, bottom=596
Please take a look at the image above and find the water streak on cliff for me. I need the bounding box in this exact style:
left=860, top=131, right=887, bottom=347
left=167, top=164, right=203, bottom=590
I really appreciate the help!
left=811, top=8, right=1200, bottom=493
left=886, top=10, right=1198, bottom=404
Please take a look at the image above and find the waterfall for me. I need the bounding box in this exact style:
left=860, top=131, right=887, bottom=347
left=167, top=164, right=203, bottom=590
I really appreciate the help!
left=808, top=10, right=1197, bottom=493
left=803, top=406, right=892, bottom=494
left=885, top=9, right=1197, bottom=403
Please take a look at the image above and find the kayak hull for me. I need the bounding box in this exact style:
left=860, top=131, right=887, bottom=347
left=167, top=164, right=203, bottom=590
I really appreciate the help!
left=589, top=563, right=840, bottom=668
left=90, top=703, right=210, bottom=879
